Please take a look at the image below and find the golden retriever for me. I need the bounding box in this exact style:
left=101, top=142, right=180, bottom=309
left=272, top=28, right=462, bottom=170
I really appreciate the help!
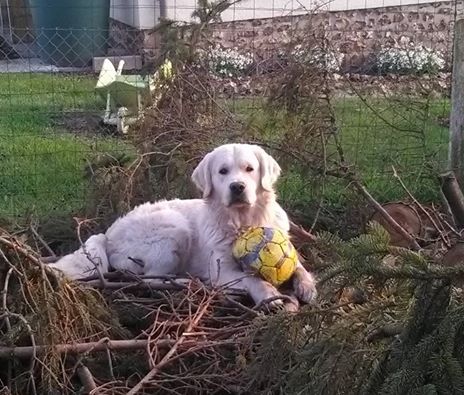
left=49, top=144, right=317, bottom=309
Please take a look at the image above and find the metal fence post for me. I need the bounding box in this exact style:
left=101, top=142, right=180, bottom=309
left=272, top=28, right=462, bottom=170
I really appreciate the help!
left=449, top=18, right=464, bottom=185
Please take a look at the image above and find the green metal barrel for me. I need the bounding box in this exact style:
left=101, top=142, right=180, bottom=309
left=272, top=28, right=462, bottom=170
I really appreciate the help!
left=29, top=0, right=110, bottom=67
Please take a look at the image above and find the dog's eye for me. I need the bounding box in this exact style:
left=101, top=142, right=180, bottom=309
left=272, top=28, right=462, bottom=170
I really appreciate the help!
left=246, top=166, right=254, bottom=172
left=219, top=168, right=228, bottom=175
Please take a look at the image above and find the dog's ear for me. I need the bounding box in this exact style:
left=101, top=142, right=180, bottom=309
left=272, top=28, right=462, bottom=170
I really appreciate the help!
left=192, top=152, right=213, bottom=197
left=253, top=145, right=281, bottom=192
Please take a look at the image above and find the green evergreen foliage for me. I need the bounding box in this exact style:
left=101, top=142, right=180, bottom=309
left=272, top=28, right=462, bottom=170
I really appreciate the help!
left=239, top=224, right=464, bottom=394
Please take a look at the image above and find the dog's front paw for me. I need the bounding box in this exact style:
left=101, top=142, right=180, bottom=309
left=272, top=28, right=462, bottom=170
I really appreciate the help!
left=282, top=293, right=300, bottom=312
left=293, top=271, right=317, bottom=304
left=249, top=280, right=285, bottom=310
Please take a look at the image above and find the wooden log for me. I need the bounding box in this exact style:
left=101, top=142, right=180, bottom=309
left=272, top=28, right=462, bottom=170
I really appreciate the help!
left=442, top=242, right=464, bottom=267
left=369, top=202, right=422, bottom=248
left=440, top=172, right=464, bottom=229
left=354, top=181, right=421, bottom=250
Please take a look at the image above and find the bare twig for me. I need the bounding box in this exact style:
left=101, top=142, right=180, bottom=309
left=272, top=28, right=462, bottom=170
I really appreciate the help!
left=106, top=347, right=115, bottom=381
left=127, top=288, right=215, bottom=394
left=0, top=232, right=43, bottom=267
left=1, top=268, right=13, bottom=332
left=1, top=312, right=38, bottom=395
left=30, top=222, right=56, bottom=258
left=74, top=218, right=107, bottom=288
left=1, top=267, right=13, bottom=389
left=81, top=279, right=189, bottom=291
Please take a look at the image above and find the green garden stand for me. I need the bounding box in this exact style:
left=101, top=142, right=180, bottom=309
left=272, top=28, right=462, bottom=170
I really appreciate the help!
left=95, top=58, right=173, bottom=134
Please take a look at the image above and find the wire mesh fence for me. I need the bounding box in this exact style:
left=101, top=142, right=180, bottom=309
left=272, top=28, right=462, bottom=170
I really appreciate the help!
left=0, top=0, right=460, bottom=230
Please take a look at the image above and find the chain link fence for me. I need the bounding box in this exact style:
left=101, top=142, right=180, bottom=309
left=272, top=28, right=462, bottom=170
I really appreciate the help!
left=0, top=0, right=460, bottom=229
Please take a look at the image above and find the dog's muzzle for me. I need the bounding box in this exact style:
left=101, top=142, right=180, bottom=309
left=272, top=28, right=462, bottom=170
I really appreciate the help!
left=229, top=182, right=248, bottom=206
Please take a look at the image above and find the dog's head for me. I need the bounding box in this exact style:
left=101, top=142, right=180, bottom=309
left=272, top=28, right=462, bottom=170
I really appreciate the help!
left=192, top=144, right=281, bottom=208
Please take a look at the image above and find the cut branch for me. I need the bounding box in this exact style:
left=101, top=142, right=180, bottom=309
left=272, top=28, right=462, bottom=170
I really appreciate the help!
left=0, top=339, right=150, bottom=359
left=76, top=364, right=97, bottom=393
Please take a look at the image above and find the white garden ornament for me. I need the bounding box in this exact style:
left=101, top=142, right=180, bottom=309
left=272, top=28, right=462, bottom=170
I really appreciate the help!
left=95, top=58, right=173, bottom=134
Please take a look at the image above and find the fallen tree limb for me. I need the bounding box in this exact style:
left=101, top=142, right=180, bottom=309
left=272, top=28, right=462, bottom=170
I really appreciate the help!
left=0, top=337, right=245, bottom=360
left=80, top=278, right=249, bottom=298
left=0, top=339, right=151, bottom=359
left=81, top=279, right=188, bottom=291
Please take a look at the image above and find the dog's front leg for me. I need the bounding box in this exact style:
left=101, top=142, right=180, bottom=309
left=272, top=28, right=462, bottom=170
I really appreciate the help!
left=208, top=255, right=287, bottom=309
left=292, top=261, right=317, bottom=304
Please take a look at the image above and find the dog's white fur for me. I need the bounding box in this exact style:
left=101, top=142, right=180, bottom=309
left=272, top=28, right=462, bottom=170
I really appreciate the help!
left=49, top=144, right=317, bottom=308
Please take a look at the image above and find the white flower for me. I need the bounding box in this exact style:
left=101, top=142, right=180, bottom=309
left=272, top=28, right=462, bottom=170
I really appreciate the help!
left=197, top=45, right=254, bottom=78
left=377, top=44, right=445, bottom=74
left=289, top=45, right=343, bottom=72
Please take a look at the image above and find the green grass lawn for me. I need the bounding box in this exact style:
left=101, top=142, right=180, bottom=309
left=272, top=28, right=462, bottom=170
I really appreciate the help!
left=234, top=95, right=450, bottom=211
left=334, top=96, right=449, bottom=199
left=0, top=72, right=452, bottom=220
left=0, top=73, right=133, bottom=218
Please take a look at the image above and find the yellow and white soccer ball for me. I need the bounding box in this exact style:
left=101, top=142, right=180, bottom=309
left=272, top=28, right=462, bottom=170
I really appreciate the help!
left=232, top=227, right=298, bottom=286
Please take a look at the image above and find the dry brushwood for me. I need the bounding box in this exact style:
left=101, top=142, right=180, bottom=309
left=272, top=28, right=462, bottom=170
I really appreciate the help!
left=133, top=65, right=248, bottom=199
left=0, top=227, right=125, bottom=394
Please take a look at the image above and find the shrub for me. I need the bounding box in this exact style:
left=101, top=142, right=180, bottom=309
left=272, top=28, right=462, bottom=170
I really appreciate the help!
left=290, top=44, right=344, bottom=73
left=198, top=45, right=254, bottom=78
left=376, top=44, right=446, bottom=75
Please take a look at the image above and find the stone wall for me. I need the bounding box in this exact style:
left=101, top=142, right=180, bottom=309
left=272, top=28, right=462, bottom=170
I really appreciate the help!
left=109, top=1, right=459, bottom=72
left=207, top=1, right=457, bottom=72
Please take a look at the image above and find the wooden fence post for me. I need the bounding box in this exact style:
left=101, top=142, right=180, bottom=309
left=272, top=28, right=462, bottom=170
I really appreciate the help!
left=449, top=18, right=464, bottom=186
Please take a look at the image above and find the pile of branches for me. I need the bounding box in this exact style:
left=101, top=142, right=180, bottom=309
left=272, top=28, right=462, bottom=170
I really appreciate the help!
left=3, top=211, right=464, bottom=394
left=0, top=226, right=256, bottom=394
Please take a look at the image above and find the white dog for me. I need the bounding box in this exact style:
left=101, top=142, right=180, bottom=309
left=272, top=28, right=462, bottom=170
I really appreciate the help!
left=49, top=144, right=317, bottom=308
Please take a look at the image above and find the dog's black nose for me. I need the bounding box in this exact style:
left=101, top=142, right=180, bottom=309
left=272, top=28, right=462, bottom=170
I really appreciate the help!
left=230, top=182, right=246, bottom=195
